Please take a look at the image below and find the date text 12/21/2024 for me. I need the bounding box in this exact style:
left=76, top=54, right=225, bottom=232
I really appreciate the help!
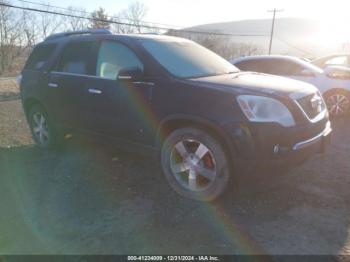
left=127, top=256, right=220, bottom=261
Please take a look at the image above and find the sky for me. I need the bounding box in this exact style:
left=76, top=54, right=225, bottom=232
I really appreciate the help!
left=24, top=0, right=350, bottom=28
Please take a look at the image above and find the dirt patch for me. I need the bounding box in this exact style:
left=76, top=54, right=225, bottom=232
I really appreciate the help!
left=0, top=78, right=20, bottom=102
left=0, top=100, right=349, bottom=255
left=0, top=100, right=32, bottom=147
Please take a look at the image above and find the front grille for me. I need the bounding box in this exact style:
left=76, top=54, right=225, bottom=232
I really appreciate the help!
left=296, top=92, right=326, bottom=120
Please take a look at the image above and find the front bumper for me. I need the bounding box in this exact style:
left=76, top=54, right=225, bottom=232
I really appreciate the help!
left=269, top=121, right=332, bottom=166
left=223, top=119, right=332, bottom=167
left=292, top=121, right=331, bottom=151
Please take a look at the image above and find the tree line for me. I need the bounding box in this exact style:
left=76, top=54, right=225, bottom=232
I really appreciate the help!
left=0, top=0, right=261, bottom=76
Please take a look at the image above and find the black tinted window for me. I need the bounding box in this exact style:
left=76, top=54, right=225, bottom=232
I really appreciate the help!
left=58, top=41, right=94, bottom=75
left=267, top=60, right=304, bottom=75
left=235, top=60, right=262, bottom=72
left=236, top=59, right=304, bottom=76
left=235, top=60, right=274, bottom=74
left=25, top=44, right=56, bottom=70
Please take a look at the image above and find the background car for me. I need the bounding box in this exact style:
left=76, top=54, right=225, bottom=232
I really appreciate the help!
left=231, top=55, right=350, bottom=116
left=312, top=54, right=350, bottom=69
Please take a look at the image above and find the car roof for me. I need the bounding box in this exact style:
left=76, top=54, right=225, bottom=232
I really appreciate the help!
left=42, top=32, right=190, bottom=45
left=231, top=55, right=324, bottom=74
left=231, top=55, right=305, bottom=64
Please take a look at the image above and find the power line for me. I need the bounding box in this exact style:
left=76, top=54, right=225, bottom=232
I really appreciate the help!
left=12, top=0, right=186, bottom=29
left=1, top=2, right=312, bottom=56
left=0, top=2, right=269, bottom=38
left=275, top=37, right=314, bottom=57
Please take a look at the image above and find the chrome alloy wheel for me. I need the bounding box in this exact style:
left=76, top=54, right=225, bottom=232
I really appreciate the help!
left=32, top=112, right=50, bottom=146
left=170, top=139, right=217, bottom=192
left=326, top=93, right=350, bottom=116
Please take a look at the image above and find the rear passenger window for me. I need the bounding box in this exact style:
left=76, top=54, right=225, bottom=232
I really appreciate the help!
left=25, top=44, right=56, bottom=70
left=57, top=41, right=94, bottom=75
left=96, top=41, right=143, bottom=80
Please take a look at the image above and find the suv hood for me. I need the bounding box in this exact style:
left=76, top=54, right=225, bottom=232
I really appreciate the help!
left=186, top=72, right=318, bottom=99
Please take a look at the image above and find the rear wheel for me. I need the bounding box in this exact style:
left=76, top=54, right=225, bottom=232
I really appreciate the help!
left=324, top=89, right=350, bottom=117
left=160, top=127, right=231, bottom=201
left=28, top=104, right=62, bottom=149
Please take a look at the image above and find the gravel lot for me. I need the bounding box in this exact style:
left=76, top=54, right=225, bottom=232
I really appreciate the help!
left=0, top=98, right=349, bottom=256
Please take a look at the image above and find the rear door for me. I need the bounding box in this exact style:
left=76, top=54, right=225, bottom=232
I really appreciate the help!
left=21, top=43, right=57, bottom=114
left=48, top=40, right=96, bottom=129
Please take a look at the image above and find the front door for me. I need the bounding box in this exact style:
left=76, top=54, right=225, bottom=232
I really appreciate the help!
left=83, top=40, right=154, bottom=145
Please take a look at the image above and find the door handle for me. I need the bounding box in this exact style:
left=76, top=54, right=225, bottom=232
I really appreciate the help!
left=48, top=83, right=59, bottom=88
left=88, top=88, right=102, bottom=95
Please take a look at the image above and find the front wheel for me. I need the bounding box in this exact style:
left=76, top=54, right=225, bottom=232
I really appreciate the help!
left=160, top=127, right=231, bottom=201
left=324, top=89, right=350, bottom=117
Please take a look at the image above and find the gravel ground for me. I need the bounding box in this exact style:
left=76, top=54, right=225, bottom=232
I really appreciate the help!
left=0, top=99, right=349, bottom=255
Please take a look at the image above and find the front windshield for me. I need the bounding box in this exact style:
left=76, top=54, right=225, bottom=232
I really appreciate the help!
left=140, top=38, right=239, bottom=79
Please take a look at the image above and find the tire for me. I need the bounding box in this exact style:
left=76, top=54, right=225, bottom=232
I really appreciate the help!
left=323, top=88, right=350, bottom=117
left=28, top=104, right=62, bottom=149
left=160, top=127, right=231, bottom=201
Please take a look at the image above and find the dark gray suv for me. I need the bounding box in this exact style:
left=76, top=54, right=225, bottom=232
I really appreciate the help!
left=19, top=30, right=331, bottom=201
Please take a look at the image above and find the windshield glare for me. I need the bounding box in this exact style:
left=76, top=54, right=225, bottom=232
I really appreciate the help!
left=140, top=39, right=239, bottom=78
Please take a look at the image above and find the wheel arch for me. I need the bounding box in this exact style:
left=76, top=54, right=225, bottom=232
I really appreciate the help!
left=23, top=97, right=45, bottom=118
left=156, top=115, right=237, bottom=162
left=322, top=87, right=350, bottom=97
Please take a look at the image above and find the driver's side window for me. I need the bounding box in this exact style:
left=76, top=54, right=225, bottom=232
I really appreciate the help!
left=96, top=41, right=144, bottom=80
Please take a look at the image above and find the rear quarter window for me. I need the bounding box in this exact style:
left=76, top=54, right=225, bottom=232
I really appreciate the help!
left=24, top=44, right=56, bottom=71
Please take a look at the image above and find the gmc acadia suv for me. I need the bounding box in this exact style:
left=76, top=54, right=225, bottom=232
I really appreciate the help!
left=19, top=29, right=332, bottom=201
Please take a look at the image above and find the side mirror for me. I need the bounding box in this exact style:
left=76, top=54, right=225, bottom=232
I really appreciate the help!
left=117, top=67, right=143, bottom=82
left=300, top=69, right=315, bottom=77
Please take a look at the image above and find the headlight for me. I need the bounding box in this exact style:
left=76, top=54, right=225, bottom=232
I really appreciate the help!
left=236, top=95, right=295, bottom=127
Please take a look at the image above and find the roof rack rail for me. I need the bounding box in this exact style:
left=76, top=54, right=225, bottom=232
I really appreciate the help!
left=45, top=29, right=112, bottom=41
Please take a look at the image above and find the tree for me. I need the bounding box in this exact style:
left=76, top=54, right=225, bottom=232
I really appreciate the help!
left=89, top=7, right=111, bottom=29
left=22, top=9, right=39, bottom=49
left=112, top=1, right=148, bottom=34
left=0, top=0, right=24, bottom=74
left=122, top=1, right=147, bottom=33
left=65, top=6, right=89, bottom=31
left=39, top=4, right=64, bottom=39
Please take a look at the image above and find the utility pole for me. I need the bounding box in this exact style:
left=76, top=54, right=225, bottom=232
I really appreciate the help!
left=267, top=8, right=283, bottom=55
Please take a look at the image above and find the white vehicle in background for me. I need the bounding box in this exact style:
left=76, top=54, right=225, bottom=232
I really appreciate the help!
left=312, top=54, right=350, bottom=69
left=231, top=55, right=350, bottom=116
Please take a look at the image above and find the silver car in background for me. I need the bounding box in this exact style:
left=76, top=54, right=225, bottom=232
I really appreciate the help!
left=231, top=55, right=350, bottom=116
